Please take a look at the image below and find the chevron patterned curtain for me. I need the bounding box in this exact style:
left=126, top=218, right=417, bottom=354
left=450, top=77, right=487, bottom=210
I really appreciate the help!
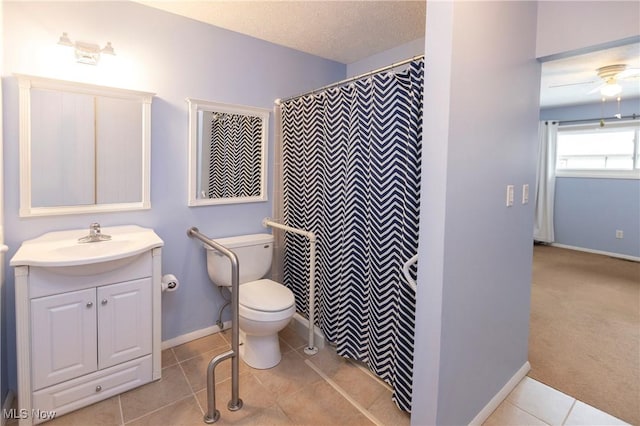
left=280, top=59, right=423, bottom=411
left=208, top=113, right=263, bottom=198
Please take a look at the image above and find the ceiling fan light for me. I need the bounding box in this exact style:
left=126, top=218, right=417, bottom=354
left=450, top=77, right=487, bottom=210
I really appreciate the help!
left=600, top=83, right=622, bottom=97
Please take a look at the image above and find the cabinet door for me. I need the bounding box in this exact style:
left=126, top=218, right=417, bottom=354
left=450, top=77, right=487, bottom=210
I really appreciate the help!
left=97, top=278, right=152, bottom=369
left=31, top=288, right=97, bottom=390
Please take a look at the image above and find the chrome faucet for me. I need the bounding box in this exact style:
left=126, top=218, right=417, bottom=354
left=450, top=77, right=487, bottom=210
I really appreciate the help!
left=78, top=223, right=112, bottom=243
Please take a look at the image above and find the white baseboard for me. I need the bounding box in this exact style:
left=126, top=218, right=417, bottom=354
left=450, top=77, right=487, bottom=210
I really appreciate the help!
left=551, top=243, right=640, bottom=262
left=468, top=361, right=531, bottom=426
left=161, top=321, right=231, bottom=350
left=1, top=390, right=15, bottom=426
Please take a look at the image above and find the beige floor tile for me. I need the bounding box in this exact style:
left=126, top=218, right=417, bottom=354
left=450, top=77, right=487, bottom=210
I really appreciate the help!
left=277, top=380, right=373, bottom=425
left=45, top=396, right=122, bottom=426
left=347, top=413, right=383, bottom=426
left=299, top=344, right=351, bottom=378
left=126, top=395, right=203, bottom=426
left=172, top=333, right=229, bottom=362
left=120, top=364, right=192, bottom=422
left=278, top=324, right=307, bottom=350
left=564, top=401, right=630, bottom=426
left=195, top=373, right=277, bottom=424
left=367, top=390, right=411, bottom=426
left=324, top=361, right=388, bottom=409
left=483, top=400, right=550, bottom=426
left=507, top=377, right=575, bottom=425
left=224, top=404, right=294, bottom=426
left=251, top=350, right=322, bottom=399
left=278, top=337, right=295, bottom=353
left=218, top=329, right=233, bottom=345
left=181, top=351, right=249, bottom=392
left=162, top=348, right=178, bottom=368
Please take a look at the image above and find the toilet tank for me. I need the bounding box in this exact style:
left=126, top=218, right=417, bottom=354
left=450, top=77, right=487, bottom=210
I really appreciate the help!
left=205, top=233, right=274, bottom=287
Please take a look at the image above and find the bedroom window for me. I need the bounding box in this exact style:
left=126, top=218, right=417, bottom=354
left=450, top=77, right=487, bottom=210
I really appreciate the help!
left=556, top=120, right=640, bottom=178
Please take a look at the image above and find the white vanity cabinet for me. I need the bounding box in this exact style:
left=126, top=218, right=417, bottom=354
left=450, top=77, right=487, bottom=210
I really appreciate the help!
left=30, top=278, right=152, bottom=390
left=11, top=226, right=163, bottom=425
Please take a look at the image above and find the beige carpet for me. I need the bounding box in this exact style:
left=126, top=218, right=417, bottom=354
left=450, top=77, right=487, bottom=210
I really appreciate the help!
left=528, top=245, right=640, bottom=425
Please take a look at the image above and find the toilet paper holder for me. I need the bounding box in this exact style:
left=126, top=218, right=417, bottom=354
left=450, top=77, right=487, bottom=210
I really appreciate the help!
left=161, top=274, right=179, bottom=292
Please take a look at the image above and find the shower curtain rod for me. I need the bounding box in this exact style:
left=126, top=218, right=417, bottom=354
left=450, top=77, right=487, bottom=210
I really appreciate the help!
left=277, top=54, right=425, bottom=104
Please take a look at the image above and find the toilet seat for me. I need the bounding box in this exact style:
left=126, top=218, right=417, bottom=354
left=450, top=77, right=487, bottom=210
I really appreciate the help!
left=239, top=303, right=296, bottom=322
left=239, top=279, right=295, bottom=321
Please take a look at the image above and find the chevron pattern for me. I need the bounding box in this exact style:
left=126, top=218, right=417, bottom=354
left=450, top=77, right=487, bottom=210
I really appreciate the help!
left=208, top=113, right=262, bottom=198
left=280, top=60, right=424, bottom=412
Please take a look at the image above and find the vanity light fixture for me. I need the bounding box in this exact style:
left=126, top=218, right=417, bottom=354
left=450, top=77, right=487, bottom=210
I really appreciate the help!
left=57, top=32, right=115, bottom=65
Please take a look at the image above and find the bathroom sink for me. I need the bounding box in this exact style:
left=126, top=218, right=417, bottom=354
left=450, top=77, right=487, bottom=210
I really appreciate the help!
left=10, top=225, right=163, bottom=268
left=52, top=239, right=138, bottom=260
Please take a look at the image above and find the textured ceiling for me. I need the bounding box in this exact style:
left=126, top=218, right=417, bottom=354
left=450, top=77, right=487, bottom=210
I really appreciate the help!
left=138, top=1, right=638, bottom=108
left=137, top=0, right=426, bottom=64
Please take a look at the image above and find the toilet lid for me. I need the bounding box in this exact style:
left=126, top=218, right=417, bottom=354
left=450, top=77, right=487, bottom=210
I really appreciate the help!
left=240, top=279, right=295, bottom=312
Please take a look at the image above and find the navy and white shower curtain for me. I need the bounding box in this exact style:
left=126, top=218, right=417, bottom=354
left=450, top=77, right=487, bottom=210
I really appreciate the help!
left=279, top=59, right=423, bottom=411
left=207, top=113, right=263, bottom=198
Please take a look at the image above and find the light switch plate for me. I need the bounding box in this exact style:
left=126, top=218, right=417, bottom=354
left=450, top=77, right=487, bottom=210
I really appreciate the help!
left=506, top=185, right=514, bottom=207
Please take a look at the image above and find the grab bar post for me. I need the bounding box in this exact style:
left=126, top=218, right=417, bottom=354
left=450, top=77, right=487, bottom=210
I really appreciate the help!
left=262, top=217, right=318, bottom=355
left=187, top=227, right=243, bottom=423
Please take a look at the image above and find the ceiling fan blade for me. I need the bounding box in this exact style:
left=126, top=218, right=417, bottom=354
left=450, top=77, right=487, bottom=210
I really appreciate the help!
left=617, top=68, right=640, bottom=79
left=587, top=83, right=606, bottom=94
left=549, top=80, right=597, bottom=88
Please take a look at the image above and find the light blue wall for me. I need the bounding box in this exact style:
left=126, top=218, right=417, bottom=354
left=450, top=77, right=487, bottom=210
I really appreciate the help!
left=1, top=1, right=344, bottom=397
left=412, top=2, right=540, bottom=424
left=554, top=178, right=640, bottom=256
left=346, top=37, right=425, bottom=78
left=540, top=99, right=640, bottom=258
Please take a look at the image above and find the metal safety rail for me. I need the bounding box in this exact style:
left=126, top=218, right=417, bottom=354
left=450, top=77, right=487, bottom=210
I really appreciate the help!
left=262, top=218, right=318, bottom=355
left=187, top=227, right=243, bottom=423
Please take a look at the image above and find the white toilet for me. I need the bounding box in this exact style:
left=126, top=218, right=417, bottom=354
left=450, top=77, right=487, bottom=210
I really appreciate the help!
left=205, top=233, right=295, bottom=369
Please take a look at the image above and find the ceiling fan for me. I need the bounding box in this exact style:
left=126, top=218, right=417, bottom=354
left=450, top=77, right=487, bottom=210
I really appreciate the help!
left=588, top=64, right=640, bottom=97
left=551, top=63, right=640, bottom=97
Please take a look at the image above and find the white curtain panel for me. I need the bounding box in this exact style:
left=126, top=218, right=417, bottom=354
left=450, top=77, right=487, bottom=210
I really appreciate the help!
left=533, top=120, right=558, bottom=243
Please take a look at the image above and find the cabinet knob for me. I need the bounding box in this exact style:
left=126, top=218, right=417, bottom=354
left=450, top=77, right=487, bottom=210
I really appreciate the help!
left=101, top=299, right=108, bottom=305
left=86, top=302, right=93, bottom=308
left=95, top=385, right=102, bottom=392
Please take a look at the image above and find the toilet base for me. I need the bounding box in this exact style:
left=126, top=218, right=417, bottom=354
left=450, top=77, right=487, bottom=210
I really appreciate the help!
left=239, top=330, right=282, bottom=369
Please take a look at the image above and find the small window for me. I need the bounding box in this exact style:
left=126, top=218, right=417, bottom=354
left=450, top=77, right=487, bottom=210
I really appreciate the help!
left=556, top=121, right=640, bottom=178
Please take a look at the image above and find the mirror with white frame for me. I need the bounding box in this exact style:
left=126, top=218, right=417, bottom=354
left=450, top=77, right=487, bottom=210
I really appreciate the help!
left=187, top=98, right=268, bottom=206
left=17, top=75, right=153, bottom=217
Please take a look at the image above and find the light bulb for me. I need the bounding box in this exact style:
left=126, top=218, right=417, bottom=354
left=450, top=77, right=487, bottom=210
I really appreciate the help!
left=57, top=32, right=73, bottom=46
left=101, top=42, right=115, bottom=56
left=600, top=83, right=622, bottom=97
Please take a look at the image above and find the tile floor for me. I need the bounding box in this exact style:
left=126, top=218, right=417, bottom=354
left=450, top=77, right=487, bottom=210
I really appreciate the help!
left=484, top=377, right=629, bottom=426
left=29, top=324, right=408, bottom=426
left=10, top=324, right=630, bottom=426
